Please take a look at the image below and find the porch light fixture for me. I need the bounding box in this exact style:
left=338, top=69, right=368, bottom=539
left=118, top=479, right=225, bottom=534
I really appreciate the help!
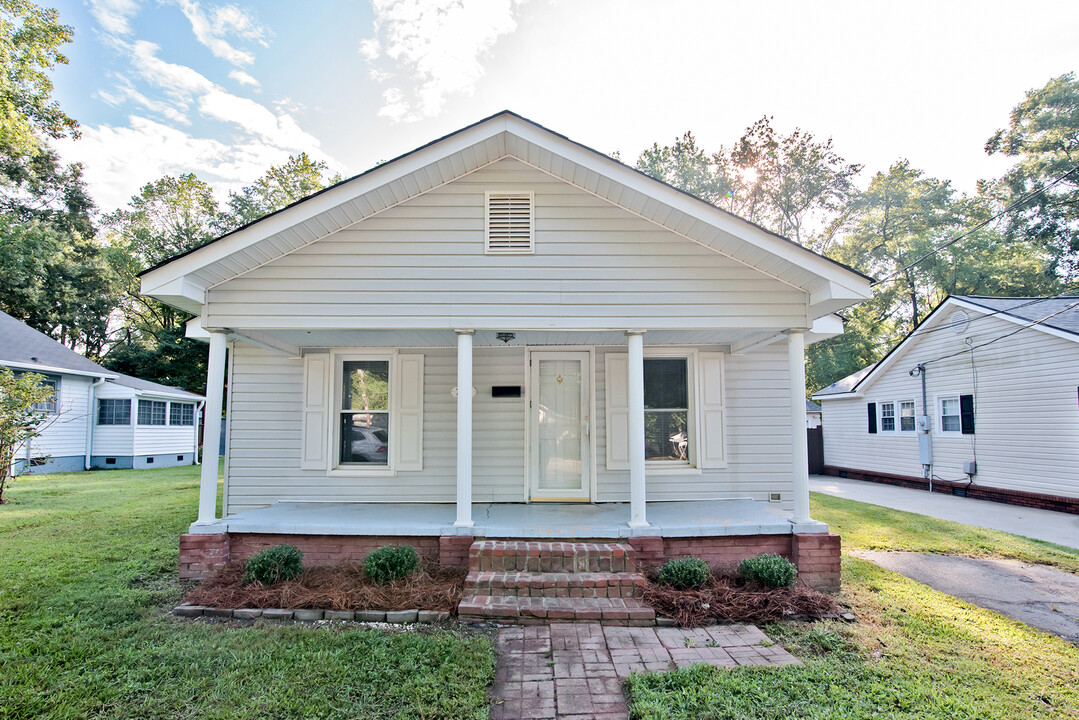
left=496, top=332, right=516, bottom=344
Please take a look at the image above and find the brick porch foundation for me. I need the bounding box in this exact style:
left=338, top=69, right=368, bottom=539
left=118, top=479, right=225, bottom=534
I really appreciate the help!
left=179, top=531, right=842, bottom=591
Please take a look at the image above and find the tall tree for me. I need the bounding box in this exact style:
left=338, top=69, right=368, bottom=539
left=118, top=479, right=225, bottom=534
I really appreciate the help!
left=985, top=73, right=1079, bottom=279
left=216, top=152, right=337, bottom=233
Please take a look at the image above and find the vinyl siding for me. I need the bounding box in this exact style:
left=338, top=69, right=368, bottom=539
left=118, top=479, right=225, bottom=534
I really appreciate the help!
left=21, top=374, right=91, bottom=461
left=205, top=158, right=808, bottom=332
left=820, top=309, right=1079, bottom=499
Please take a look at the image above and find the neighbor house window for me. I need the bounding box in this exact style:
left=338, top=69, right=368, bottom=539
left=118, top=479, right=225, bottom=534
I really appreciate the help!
left=940, top=396, right=961, bottom=433
left=879, top=402, right=896, bottom=432
left=339, top=360, right=390, bottom=465
left=98, top=399, right=131, bottom=425
left=644, top=357, right=689, bottom=462
left=33, top=375, right=60, bottom=413
left=169, top=402, right=195, bottom=426
left=899, top=401, right=916, bottom=432
left=137, top=399, right=167, bottom=426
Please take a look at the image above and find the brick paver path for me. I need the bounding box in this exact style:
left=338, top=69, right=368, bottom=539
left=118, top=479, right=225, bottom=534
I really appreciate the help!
left=490, top=623, right=800, bottom=719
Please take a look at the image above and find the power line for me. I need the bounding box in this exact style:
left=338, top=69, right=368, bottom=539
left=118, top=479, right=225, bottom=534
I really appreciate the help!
left=871, top=164, right=1079, bottom=287
left=906, top=292, right=1079, bottom=340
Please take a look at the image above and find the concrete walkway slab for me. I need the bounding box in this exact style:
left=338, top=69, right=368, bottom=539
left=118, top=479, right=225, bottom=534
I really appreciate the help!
left=811, top=475, right=1079, bottom=550
left=490, top=623, right=798, bottom=720
left=854, top=550, right=1079, bottom=643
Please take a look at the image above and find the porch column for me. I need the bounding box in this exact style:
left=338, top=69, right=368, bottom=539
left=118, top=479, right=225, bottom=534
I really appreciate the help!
left=787, top=330, right=811, bottom=523
left=454, top=330, right=475, bottom=528
left=626, top=330, right=649, bottom=528
left=195, top=330, right=227, bottom=525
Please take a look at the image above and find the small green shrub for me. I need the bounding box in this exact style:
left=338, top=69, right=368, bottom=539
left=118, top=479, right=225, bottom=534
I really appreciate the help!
left=243, top=544, right=303, bottom=585
left=364, top=545, right=419, bottom=584
left=738, top=553, right=797, bottom=588
left=657, top=557, right=710, bottom=590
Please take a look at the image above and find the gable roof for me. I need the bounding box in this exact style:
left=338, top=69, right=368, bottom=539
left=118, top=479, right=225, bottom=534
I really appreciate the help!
left=140, top=111, right=872, bottom=320
left=813, top=295, right=1079, bottom=400
left=108, top=373, right=203, bottom=400
left=0, top=310, right=116, bottom=378
left=806, top=400, right=822, bottom=412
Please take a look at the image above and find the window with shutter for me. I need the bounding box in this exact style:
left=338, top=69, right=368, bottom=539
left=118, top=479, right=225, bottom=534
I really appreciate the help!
left=485, top=192, right=534, bottom=254
left=867, top=403, right=877, bottom=433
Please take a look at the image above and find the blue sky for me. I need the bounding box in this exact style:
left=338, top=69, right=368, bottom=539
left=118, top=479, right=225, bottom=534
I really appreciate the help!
left=51, top=0, right=1079, bottom=213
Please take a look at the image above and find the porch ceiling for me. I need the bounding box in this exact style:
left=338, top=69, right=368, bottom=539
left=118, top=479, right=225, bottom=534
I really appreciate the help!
left=187, top=499, right=829, bottom=538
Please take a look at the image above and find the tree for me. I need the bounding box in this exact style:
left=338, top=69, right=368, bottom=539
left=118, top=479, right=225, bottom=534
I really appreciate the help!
left=985, top=73, right=1079, bottom=279
left=0, top=367, right=54, bottom=503
left=216, top=152, right=338, bottom=234
left=636, top=132, right=732, bottom=205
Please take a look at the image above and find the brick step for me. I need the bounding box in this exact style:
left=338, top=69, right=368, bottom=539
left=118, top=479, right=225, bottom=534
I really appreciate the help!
left=458, top=594, right=656, bottom=624
left=468, top=540, right=637, bottom=573
left=465, top=570, right=645, bottom=598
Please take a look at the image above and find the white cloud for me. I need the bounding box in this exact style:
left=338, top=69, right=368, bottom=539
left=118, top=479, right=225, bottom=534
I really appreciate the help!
left=96, top=75, right=190, bottom=125
left=89, top=0, right=141, bottom=37
left=174, top=0, right=267, bottom=67
left=130, top=40, right=216, bottom=103
left=198, top=90, right=322, bottom=150
left=361, top=0, right=528, bottom=122
left=228, top=69, right=260, bottom=87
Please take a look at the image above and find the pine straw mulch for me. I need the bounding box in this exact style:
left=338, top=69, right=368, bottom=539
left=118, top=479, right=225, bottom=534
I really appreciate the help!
left=640, top=574, right=841, bottom=628
left=183, top=560, right=466, bottom=613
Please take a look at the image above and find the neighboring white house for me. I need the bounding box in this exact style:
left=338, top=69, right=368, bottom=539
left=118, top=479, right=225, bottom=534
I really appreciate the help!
left=0, top=311, right=205, bottom=474
left=806, top=400, right=822, bottom=429
left=814, top=296, right=1079, bottom=512
left=141, top=111, right=873, bottom=589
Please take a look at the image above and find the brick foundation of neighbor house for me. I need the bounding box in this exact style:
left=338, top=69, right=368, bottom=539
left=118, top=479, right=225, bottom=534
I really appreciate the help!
left=824, top=465, right=1079, bottom=515
left=179, top=532, right=841, bottom=593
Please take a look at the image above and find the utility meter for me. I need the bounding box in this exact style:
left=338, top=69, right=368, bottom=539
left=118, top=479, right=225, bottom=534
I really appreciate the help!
left=916, top=415, right=931, bottom=432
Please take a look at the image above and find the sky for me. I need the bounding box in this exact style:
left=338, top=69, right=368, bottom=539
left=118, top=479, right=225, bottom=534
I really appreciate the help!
left=50, top=0, right=1079, bottom=214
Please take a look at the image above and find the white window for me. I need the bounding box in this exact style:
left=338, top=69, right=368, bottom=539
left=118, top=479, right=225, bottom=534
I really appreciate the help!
left=98, top=399, right=130, bottom=425
left=940, top=396, right=961, bottom=433
left=33, top=375, right=60, bottom=413
left=337, top=358, right=391, bottom=466
left=879, top=402, right=896, bottom=432
left=899, top=400, right=916, bottom=432
left=644, top=357, right=690, bottom=463
left=169, top=402, right=195, bottom=426
left=485, top=192, right=534, bottom=254
left=137, top=399, right=167, bottom=426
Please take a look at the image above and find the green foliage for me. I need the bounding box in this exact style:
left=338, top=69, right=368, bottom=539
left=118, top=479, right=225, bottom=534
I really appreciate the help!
left=656, top=556, right=710, bottom=590
left=0, top=366, right=52, bottom=502
left=363, top=545, right=419, bottom=584
left=243, top=544, right=304, bottom=586
left=738, top=553, right=797, bottom=588
left=0, top=465, right=496, bottom=719
left=217, top=152, right=338, bottom=233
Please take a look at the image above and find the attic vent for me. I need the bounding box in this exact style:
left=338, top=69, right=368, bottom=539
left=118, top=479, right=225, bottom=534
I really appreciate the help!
left=949, top=310, right=969, bottom=334
left=485, top=192, right=534, bottom=254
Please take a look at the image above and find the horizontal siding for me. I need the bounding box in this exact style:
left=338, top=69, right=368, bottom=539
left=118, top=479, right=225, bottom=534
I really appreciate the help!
left=93, top=426, right=133, bottom=455
left=23, top=374, right=90, bottom=461
left=821, top=310, right=1079, bottom=499
left=134, top=425, right=198, bottom=456
left=206, top=158, right=807, bottom=331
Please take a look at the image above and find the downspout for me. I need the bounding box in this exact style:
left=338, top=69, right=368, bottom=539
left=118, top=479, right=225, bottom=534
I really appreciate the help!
left=910, top=363, right=932, bottom=492
left=85, top=377, right=107, bottom=470
left=194, top=400, right=205, bottom=465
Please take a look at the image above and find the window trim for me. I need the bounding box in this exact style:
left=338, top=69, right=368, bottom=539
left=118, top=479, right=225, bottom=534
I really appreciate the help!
left=898, top=399, right=917, bottom=433
left=875, top=398, right=918, bottom=434
left=643, top=348, right=698, bottom=470
left=169, top=401, right=195, bottom=426
left=137, top=399, right=167, bottom=426
left=33, top=374, right=61, bottom=414
left=937, top=394, right=962, bottom=435
left=878, top=401, right=896, bottom=433
left=328, top=350, right=397, bottom=476
left=97, top=398, right=131, bottom=426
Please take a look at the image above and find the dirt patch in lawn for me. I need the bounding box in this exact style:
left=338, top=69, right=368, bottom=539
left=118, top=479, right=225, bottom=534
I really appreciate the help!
left=183, top=561, right=466, bottom=613
left=641, top=575, right=840, bottom=628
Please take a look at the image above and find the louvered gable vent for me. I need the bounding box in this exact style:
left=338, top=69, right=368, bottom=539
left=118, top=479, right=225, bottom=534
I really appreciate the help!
left=485, top=192, right=534, bottom=253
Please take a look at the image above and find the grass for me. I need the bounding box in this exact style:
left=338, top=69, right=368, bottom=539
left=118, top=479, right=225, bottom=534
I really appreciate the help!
left=626, top=493, right=1079, bottom=719
left=0, top=465, right=494, bottom=720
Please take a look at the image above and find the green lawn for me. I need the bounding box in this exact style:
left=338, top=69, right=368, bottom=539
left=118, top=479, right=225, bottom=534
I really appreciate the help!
left=626, top=492, right=1079, bottom=719
left=0, top=465, right=494, bottom=720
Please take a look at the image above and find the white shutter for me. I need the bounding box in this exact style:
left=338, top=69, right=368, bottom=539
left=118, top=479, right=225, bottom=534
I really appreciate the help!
left=300, top=353, right=330, bottom=471
left=698, top=352, right=726, bottom=468
left=395, top=354, right=424, bottom=472
left=605, top=353, right=630, bottom=470
left=485, top=192, right=534, bottom=253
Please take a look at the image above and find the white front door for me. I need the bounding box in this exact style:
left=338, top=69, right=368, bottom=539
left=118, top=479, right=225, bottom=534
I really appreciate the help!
left=530, top=351, right=590, bottom=501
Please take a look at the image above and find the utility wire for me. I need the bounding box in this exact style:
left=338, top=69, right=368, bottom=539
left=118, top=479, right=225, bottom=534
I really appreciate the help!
left=871, top=164, right=1079, bottom=287
left=905, top=292, right=1079, bottom=340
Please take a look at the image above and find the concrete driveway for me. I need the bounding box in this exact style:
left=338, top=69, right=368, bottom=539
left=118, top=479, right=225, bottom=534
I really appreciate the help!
left=811, top=475, right=1079, bottom=550
left=853, top=551, right=1079, bottom=644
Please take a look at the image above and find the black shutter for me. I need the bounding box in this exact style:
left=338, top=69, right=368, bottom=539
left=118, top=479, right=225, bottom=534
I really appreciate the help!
left=960, top=394, right=975, bottom=434
left=867, top=403, right=877, bottom=434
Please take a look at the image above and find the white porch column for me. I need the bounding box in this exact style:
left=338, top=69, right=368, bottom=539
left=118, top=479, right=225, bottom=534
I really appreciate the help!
left=195, top=330, right=227, bottom=525
left=626, top=330, right=649, bottom=528
left=787, top=330, right=811, bottom=523
left=454, top=330, right=475, bottom=528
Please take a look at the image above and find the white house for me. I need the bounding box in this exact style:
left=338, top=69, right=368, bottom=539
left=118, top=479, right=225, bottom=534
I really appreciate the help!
left=806, top=400, right=822, bottom=429
left=814, top=296, right=1079, bottom=513
left=140, top=112, right=873, bottom=594
left=0, top=311, right=204, bottom=474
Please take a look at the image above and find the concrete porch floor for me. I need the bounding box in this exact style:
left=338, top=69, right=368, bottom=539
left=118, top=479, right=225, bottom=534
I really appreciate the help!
left=189, top=499, right=828, bottom=538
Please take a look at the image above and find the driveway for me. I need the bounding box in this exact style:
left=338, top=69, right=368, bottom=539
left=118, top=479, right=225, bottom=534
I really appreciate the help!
left=811, top=475, right=1079, bottom=550
left=853, top=551, right=1079, bottom=643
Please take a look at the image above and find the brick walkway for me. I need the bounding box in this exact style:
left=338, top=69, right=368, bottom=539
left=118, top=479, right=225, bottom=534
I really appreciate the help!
left=490, top=623, right=800, bottom=719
